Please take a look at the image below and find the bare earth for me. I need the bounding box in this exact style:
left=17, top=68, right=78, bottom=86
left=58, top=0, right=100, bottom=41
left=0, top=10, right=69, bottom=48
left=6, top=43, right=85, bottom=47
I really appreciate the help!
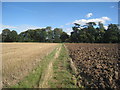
left=65, top=43, right=119, bottom=88
left=2, top=43, right=58, bottom=87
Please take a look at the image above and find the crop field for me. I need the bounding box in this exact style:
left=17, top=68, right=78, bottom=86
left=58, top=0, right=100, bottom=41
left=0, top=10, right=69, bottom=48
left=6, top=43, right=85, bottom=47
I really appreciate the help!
left=1, top=43, right=120, bottom=88
left=2, top=43, right=58, bottom=87
left=65, top=43, right=120, bottom=88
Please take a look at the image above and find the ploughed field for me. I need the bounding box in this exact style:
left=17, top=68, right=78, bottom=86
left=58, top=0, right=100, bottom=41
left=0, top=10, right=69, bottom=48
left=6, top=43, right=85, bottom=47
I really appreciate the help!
left=2, top=43, right=58, bottom=87
left=65, top=43, right=120, bottom=88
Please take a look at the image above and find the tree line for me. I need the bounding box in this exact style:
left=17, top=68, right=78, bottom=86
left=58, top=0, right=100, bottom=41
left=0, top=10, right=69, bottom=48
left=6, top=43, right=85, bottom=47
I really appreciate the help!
left=1, top=22, right=120, bottom=43
left=1, top=27, right=69, bottom=43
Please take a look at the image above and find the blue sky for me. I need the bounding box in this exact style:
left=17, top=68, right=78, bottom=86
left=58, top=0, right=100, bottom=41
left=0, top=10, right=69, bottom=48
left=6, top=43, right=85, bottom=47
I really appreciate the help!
left=2, top=2, right=118, bottom=34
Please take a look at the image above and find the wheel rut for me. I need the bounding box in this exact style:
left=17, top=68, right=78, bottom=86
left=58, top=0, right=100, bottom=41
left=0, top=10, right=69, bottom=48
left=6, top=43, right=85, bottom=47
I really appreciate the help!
left=38, top=45, right=61, bottom=88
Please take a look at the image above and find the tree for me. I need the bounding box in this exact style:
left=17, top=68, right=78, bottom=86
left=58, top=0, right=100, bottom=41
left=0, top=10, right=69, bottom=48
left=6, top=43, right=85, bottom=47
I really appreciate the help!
left=0, top=34, right=2, bottom=42
left=53, top=28, right=62, bottom=43
left=27, top=29, right=36, bottom=41
left=74, top=23, right=80, bottom=28
left=79, top=28, right=88, bottom=43
left=95, top=22, right=105, bottom=43
left=70, top=23, right=81, bottom=42
left=86, top=22, right=96, bottom=43
left=45, top=26, right=53, bottom=42
left=86, top=22, right=96, bottom=28
left=34, top=29, right=42, bottom=42
left=18, top=31, right=32, bottom=42
left=9, top=30, right=18, bottom=42
left=98, top=22, right=105, bottom=31
left=117, top=25, right=120, bottom=43
left=47, top=30, right=53, bottom=42
left=46, top=26, right=52, bottom=32
left=40, top=28, right=47, bottom=42
left=104, top=24, right=119, bottom=43
left=60, top=32, right=69, bottom=42
left=1, top=24, right=119, bottom=43
left=29, top=28, right=47, bottom=42
left=2, top=29, right=11, bottom=42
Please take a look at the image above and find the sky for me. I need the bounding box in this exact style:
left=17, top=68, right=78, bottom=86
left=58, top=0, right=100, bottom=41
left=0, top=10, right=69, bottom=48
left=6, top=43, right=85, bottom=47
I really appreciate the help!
left=1, top=2, right=119, bottom=34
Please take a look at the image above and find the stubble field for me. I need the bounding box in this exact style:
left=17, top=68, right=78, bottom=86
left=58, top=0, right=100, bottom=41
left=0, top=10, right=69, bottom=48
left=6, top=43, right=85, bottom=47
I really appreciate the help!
left=2, top=43, right=58, bottom=87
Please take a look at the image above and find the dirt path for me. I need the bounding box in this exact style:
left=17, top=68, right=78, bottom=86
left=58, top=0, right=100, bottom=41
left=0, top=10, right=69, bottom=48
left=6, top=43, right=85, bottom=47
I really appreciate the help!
left=38, top=45, right=61, bottom=88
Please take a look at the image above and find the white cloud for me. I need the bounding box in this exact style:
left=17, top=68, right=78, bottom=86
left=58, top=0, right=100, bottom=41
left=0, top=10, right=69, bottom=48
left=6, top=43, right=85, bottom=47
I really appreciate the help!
left=86, top=13, right=93, bottom=18
left=111, top=6, right=115, bottom=8
left=73, top=16, right=111, bottom=25
left=60, top=25, right=64, bottom=28
left=65, top=23, right=71, bottom=25
left=64, top=28, right=72, bottom=35
left=104, top=26, right=108, bottom=30
left=17, top=25, right=41, bottom=31
left=0, top=25, right=17, bottom=33
left=1, top=25, right=17, bottom=29
left=1, top=24, right=43, bottom=33
left=118, top=25, right=120, bottom=29
left=101, top=17, right=111, bottom=21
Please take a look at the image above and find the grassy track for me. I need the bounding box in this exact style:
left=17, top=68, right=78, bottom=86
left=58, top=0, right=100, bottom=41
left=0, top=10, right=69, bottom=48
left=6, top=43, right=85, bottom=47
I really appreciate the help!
left=48, top=44, right=78, bottom=88
left=38, top=44, right=61, bottom=88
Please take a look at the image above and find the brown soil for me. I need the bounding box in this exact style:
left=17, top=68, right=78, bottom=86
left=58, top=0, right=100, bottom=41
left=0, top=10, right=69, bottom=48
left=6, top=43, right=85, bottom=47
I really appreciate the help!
left=65, top=43, right=119, bottom=88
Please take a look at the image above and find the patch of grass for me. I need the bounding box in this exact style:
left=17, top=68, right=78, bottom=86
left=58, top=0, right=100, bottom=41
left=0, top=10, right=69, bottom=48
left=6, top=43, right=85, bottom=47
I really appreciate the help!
left=10, top=45, right=59, bottom=88
left=48, top=44, right=78, bottom=88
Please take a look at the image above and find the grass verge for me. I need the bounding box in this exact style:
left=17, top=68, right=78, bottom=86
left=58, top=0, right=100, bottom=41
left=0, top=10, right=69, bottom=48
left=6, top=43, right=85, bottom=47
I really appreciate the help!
left=48, top=44, right=78, bottom=88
